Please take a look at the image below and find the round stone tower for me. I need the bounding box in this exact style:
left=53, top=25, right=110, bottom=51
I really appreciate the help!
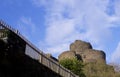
left=70, top=40, right=92, bottom=53
left=58, top=40, right=106, bottom=64
left=58, top=51, right=76, bottom=61
left=80, top=49, right=106, bottom=63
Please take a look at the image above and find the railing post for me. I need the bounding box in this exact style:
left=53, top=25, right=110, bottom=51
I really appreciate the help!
left=39, top=54, right=42, bottom=63
left=41, top=53, right=43, bottom=64
left=58, top=64, right=60, bottom=74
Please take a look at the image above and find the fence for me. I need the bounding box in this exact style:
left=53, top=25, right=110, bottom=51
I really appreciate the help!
left=0, top=20, right=79, bottom=77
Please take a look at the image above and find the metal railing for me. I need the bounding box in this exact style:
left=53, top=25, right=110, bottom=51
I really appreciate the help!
left=0, top=20, right=79, bottom=77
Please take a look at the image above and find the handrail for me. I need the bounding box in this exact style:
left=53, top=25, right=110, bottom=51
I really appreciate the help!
left=0, top=20, right=79, bottom=77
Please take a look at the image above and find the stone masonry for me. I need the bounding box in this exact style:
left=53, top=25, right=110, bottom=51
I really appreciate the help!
left=58, top=40, right=106, bottom=63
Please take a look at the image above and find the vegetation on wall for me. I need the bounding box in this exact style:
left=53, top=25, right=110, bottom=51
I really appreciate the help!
left=83, top=62, right=120, bottom=77
left=59, top=58, right=120, bottom=77
left=59, top=58, right=86, bottom=77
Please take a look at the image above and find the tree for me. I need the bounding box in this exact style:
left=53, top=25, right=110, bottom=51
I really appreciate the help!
left=59, top=58, right=86, bottom=77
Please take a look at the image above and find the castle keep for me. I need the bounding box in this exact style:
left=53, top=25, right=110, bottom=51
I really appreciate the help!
left=58, top=40, right=106, bottom=63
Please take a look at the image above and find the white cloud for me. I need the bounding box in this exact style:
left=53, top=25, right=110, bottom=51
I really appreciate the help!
left=44, top=1, right=111, bottom=44
left=111, top=42, right=120, bottom=64
left=108, top=16, right=119, bottom=23
left=32, top=0, right=120, bottom=59
left=45, top=19, right=76, bottom=45
left=115, top=0, right=120, bottom=16
left=45, top=43, right=70, bottom=58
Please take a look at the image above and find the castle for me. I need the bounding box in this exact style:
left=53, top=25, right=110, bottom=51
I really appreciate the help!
left=58, top=40, right=106, bottom=63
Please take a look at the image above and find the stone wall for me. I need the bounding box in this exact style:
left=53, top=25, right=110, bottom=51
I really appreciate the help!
left=0, top=39, right=61, bottom=77
left=58, top=51, right=76, bottom=61
left=70, top=40, right=92, bottom=52
left=58, top=40, right=106, bottom=63
left=0, top=21, right=79, bottom=77
left=81, top=49, right=106, bottom=63
left=0, top=32, right=78, bottom=77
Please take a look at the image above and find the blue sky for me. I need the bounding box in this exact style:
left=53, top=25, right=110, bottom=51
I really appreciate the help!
left=0, top=0, right=120, bottom=64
